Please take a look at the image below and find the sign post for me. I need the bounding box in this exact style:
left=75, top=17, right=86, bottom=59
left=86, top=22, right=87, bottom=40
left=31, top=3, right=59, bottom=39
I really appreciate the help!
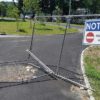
left=83, top=19, right=100, bottom=45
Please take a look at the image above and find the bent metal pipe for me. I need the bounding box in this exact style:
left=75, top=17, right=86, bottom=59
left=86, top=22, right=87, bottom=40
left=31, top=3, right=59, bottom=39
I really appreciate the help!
left=26, top=49, right=94, bottom=91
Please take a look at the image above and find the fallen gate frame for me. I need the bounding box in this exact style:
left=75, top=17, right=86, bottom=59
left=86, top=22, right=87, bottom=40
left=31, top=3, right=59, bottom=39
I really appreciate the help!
left=27, top=16, right=93, bottom=91
left=26, top=49, right=89, bottom=90
left=0, top=16, right=93, bottom=91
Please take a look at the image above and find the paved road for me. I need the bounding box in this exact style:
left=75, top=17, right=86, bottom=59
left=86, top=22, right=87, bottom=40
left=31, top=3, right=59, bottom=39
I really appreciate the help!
left=0, top=33, right=86, bottom=100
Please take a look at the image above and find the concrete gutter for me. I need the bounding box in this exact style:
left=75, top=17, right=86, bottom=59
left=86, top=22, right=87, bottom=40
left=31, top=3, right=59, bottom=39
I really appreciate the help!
left=0, top=34, right=30, bottom=38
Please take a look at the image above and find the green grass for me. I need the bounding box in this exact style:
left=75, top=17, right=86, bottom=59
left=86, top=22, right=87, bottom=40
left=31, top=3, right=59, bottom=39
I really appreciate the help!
left=46, top=22, right=84, bottom=27
left=84, top=46, right=100, bottom=100
left=0, top=20, right=79, bottom=35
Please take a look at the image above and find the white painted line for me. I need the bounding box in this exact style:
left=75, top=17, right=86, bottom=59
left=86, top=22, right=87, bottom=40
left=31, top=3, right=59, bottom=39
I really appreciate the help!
left=81, top=47, right=95, bottom=100
left=0, top=35, right=30, bottom=38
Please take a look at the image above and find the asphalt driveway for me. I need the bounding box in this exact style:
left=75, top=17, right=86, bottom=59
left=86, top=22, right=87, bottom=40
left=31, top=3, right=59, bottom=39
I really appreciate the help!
left=0, top=33, right=87, bottom=100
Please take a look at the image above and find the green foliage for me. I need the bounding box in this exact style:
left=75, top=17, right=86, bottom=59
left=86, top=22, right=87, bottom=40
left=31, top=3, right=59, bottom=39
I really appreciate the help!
left=56, top=0, right=69, bottom=15
left=7, top=5, right=19, bottom=18
left=13, top=0, right=24, bottom=15
left=1, top=0, right=100, bottom=17
left=39, top=0, right=56, bottom=15
left=24, top=0, right=40, bottom=14
left=83, top=0, right=100, bottom=14
left=0, top=1, right=7, bottom=17
left=18, top=0, right=23, bottom=13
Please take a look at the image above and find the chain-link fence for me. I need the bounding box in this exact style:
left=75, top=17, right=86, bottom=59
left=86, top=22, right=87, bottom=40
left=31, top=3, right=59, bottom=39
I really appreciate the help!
left=0, top=15, right=100, bottom=99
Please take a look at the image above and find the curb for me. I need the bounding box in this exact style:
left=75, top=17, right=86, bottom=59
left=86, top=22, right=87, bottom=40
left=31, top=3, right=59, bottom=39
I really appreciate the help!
left=81, top=46, right=95, bottom=100
left=0, top=35, right=30, bottom=38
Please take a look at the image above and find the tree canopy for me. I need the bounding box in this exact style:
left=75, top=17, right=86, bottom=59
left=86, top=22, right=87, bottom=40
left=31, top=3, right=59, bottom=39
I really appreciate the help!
left=83, top=0, right=100, bottom=14
left=0, top=1, right=7, bottom=17
left=39, top=0, right=56, bottom=15
left=0, top=0, right=100, bottom=17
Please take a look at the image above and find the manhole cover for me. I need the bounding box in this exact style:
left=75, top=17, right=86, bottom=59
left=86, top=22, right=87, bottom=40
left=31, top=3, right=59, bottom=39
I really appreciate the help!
left=0, top=64, right=38, bottom=82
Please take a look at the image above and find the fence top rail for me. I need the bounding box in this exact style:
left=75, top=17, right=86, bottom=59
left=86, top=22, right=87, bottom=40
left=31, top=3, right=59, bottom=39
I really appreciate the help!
left=35, top=14, right=100, bottom=18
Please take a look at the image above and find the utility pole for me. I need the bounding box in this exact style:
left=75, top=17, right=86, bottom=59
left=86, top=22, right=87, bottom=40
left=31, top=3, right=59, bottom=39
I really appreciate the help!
left=68, top=0, right=72, bottom=28
left=69, top=0, right=72, bottom=15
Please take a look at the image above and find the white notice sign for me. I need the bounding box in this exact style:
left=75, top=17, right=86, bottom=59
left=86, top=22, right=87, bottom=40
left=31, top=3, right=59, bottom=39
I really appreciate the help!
left=83, top=19, right=100, bottom=45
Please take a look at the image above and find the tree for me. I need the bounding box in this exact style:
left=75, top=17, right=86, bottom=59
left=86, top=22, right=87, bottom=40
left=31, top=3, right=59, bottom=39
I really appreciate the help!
left=24, top=0, right=40, bottom=28
left=13, top=0, right=25, bottom=20
left=49, top=0, right=56, bottom=16
left=7, top=3, right=20, bottom=31
left=24, top=0, right=40, bottom=16
left=39, top=0, right=56, bottom=16
left=56, top=0, right=69, bottom=15
left=0, top=2, right=7, bottom=17
left=83, top=0, right=100, bottom=14
left=7, top=4, right=19, bottom=18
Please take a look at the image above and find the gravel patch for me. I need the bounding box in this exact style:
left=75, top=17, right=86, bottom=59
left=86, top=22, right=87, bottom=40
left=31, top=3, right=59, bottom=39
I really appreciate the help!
left=0, top=64, right=37, bottom=82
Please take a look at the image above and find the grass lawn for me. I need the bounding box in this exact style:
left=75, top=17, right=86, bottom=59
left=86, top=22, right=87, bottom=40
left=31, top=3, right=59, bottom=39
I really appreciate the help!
left=84, top=46, right=100, bottom=100
left=46, top=22, right=84, bottom=27
left=0, top=19, right=79, bottom=35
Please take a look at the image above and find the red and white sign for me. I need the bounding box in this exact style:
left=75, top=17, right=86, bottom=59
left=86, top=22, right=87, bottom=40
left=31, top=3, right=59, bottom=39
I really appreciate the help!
left=86, top=32, right=94, bottom=43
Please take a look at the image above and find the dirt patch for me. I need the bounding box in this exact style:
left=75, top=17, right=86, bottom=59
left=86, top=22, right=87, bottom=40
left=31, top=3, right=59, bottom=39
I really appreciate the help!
left=84, top=46, right=100, bottom=57
left=84, top=46, right=100, bottom=70
left=71, top=85, right=90, bottom=100
left=0, top=64, right=37, bottom=82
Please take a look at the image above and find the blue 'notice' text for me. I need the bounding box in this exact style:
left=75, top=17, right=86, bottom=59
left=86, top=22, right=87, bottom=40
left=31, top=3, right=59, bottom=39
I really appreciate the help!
left=86, top=20, right=100, bottom=31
